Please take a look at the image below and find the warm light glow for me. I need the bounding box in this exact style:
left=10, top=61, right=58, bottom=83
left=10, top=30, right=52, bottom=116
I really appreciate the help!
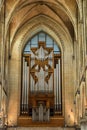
left=8, top=117, right=17, bottom=126
left=66, top=104, right=77, bottom=126
left=7, top=98, right=18, bottom=126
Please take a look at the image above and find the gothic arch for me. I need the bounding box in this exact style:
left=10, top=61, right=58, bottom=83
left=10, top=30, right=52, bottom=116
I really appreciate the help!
left=7, top=16, right=75, bottom=125
left=11, top=15, right=73, bottom=60
left=5, top=0, right=77, bottom=48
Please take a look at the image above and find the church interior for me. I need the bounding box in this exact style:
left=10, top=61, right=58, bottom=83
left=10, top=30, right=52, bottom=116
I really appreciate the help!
left=0, top=0, right=87, bottom=130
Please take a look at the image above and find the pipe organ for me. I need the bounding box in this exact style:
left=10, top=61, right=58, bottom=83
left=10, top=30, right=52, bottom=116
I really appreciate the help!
left=21, top=56, right=30, bottom=115
left=20, top=41, right=62, bottom=122
left=54, top=56, right=62, bottom=114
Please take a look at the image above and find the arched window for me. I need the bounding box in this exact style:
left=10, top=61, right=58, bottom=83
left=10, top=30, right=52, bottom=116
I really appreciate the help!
left=20, top=32, right=62, bottom=121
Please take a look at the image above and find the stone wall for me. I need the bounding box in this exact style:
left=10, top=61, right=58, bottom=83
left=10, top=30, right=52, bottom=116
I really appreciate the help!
left=0, top=0, right=87, bottom=128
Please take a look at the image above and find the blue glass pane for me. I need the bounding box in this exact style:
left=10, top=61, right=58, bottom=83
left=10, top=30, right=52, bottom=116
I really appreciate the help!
left=54, top=41, right=60, bottom=51
left=24, top=44, right=30, bottom=52
left=54, top=44, right=59, bottom=51
left=46, top=44, right=53, bottom=48
left=23, top=51, right=30, bottom=54
left=23, top=32, right=61, bottom=54
left=39, top=32, right=45, bottom=41
left=46, top=35, right=53, bottom=45
left=54, top=51, right=60, bottom=54
left=31, top=35, right=38, bottom=44
left=31, top=44, right=38, bottom=48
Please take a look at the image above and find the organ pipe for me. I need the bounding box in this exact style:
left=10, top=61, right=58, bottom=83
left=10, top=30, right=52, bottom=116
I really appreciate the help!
left=54, top=69, right=57, bottom=109
left=56, top=63, right=59, bottom=109
left=21, top=42, right=62, bottom=116
left=24, top=61, right=27, bottom=105
left=45, top=72, right=48, bottom=91
left=27, top=66, right=29, bottom=105
left=22, top=57, right=25, bottom=105
left=30, top=75, right=33, bottom=92
left=30, top=75, right=32, bottom=92
left=49, top=74, right=53, bottom=91
left=39, top=104, right=43, bottom=121
left=22, top=58, right=26, bottom=112
left=22, top=57, right=29, bottom=113
left=58, top=59, right=61, bottom=104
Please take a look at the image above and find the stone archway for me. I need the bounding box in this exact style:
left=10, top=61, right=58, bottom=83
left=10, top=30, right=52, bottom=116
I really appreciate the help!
left=7, top=16, right=74, bottom=126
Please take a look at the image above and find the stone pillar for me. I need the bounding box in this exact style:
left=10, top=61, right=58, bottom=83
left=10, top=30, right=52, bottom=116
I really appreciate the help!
left=82, top=0, right=86, bottom=67
left=85, top=68, right=87, bottom=105
left=0, top=85, right=1, bottom=110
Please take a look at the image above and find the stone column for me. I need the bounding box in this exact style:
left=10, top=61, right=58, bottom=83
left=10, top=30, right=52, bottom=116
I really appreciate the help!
left=0, top=85, right=1, bottom=111
left=85, top=68, right=87, bottom=105
left=0, top=2, right=6, bottom=128
left=82, top=0, right=86, bottom=69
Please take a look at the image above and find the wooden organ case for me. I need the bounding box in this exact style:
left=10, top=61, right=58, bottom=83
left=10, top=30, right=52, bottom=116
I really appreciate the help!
left=18, top=42, right=64, bottom=126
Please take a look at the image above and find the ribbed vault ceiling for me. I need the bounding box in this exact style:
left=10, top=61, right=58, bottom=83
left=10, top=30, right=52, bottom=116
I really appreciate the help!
left=6, top=0, right=79, bottom=45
